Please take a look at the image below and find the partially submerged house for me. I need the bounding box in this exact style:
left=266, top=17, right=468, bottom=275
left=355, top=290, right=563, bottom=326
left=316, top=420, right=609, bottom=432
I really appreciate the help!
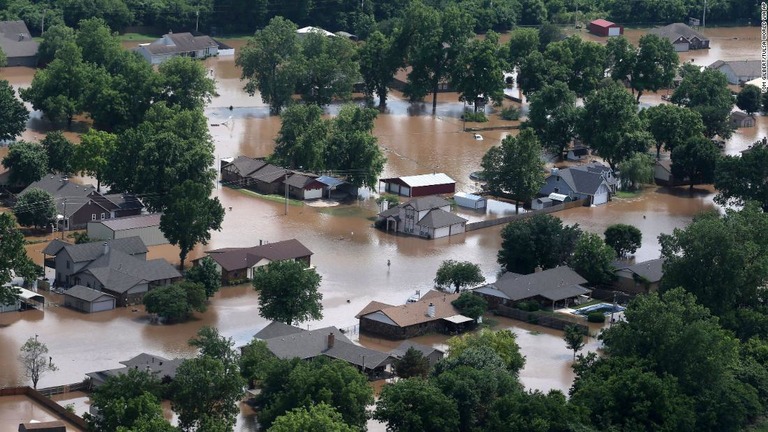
left=473, top=266, right=590, bottom=310
left=87, top=214, right=168, bottom=246
left=613, top=258, right=665, bottom=294
left=379, top=173, right=456, bottom=197
left=708, top=60, right=761, bottom=85
left=220, top=156, right=349, bottom=198
left=539, top=163, right=615, bottom=206
left=195, top=239, right=313, bottom=284
left=43, top=237, right=181, bottom=306
left=87, top=353, right=183, bottom=387
left=389, top=341, right=444, bottom=367
left=0, top=21, right=38, bottom=66
left=453, top=192, right=486, bottom=210
left=63, top=285, right=116, bottom=313
left=284, top=173, right=325, bottom=200
left=376, top=195, right=467, bottom=239
left=137, top=31, right=219, bottom=65
left=253, top=322, right=395, bottom=378
left=356, top=290, right=474, bottom=339
left=731, top=111, right=755, bottom=128
left=650, top=23, right=709, bottom=52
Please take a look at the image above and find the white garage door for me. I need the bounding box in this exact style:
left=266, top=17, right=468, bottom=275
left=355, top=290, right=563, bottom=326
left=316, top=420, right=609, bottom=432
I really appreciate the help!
left=433, top=227, right=450, bottom=239
left=608, top=27, right=621, bottom=36
left=91, top=299, right=114, bottom=313
left=305, top=188, right=323, bottom=200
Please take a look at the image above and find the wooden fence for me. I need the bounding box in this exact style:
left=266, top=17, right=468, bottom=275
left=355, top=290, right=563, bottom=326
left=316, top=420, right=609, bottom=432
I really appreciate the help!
left=466, top=199, right=587, bottom=231
left=495, top=305, right=589, bottom=333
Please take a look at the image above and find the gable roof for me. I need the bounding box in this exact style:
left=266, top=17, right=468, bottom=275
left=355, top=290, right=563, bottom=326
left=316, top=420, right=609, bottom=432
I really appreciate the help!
left=285, top=173, right=322, bottom=189
left=225, top=155, right=267, bottom=177
left=79, top=249, right=180, bottom=293
left=145, top=32, right=217, bottom=55
left=0, top=20, right=38, bottom=58
left=64, top=285, right=115, bottom=302
left=296, top=26, right=336, bottom=37
left=650, top=23, right=708, bottom=44
left=549, top=165, right=611, bottom=196
left=615, top=258, right=665, bottom=283
left=732, top=111, right=750, bottom=121
left=418, top=208, right=467, bottom=228
left=708, top=60, right=761, bottom=78
left=590, top=19, right=617, bottom=27
left=390, top=341, right=444, bottom=359
left=103, top=193, right=144, bottom=211
left=20, top=175, right=97, bottom=199
left=202, top=239, right=313, bottom=271
left=384, top=173, right=455, bottom=188
left=357, top=290, right=463, bottom=328
left=248, top=163, right=287, bottom=183
left=87, top=353, right=183, bottom=384
left=50, top=237, right=148, bottom=263
left=254, top=321, right=305, bottom=340
left=263, top=326, right=352, bottom=359
left=488, top=266, right=588, bottom=301
left=98, top=213, right=162, bottom=231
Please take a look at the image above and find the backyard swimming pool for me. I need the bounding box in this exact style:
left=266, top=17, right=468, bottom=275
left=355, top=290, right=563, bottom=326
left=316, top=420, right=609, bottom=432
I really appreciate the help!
left=574, top=303, right=626, bottom=316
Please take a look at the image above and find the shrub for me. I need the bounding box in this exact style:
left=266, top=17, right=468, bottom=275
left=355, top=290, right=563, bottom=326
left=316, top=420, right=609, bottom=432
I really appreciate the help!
left=500, top=106, right=520, bottom=121
left=587, top=312, right=606, bottom=323
left=516, top=301, right=540, bottom=312
left=463, top=111, right=488, bottom=122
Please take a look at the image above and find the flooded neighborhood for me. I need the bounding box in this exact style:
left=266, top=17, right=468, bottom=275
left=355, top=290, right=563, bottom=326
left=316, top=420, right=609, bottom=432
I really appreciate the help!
left=0, top=19, right=763, bottom=431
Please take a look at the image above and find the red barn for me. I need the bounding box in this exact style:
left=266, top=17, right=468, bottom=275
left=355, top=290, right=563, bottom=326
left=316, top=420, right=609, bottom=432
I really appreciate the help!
left=380, top=173, right=456, bottom=197
left=589, top=19, right=623, bottom=37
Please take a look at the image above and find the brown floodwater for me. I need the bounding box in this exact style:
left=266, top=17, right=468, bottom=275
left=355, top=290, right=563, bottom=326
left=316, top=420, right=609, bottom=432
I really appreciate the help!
left=0, top=28, right=748, bottom=429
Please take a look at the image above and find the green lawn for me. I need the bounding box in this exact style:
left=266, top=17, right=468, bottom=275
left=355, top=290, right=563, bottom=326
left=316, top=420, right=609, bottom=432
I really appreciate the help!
left=614, top=190, right=643, bottom=199
left=118, top=32, right=160, bottom=41
left=231, top=187, right=303, bottom=206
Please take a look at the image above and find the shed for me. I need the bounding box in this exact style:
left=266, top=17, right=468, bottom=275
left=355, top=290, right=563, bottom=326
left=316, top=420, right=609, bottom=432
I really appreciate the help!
left=588, top=19, right=623, bottom=37
left=567, top=146, right=590, bottom=161
left=453, top=192, right=487, bottom=209
left=63, top=285, right=116, bottom=313
left=731, top=111, right=755, bottom=128
left=87, top=214, right=168, bottom=246
left=548, top=193, right=571, bottom=203
left=531, top=197, right=553, bottom=210
left=380, top=173, right=456, bottom=197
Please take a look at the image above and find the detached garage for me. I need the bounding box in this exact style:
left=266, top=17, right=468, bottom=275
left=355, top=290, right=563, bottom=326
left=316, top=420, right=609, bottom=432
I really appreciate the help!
left=64, top=285, right=116, bottom=313
left=589, top=19, right=623, bottom=37
left=454, top=192, right=487, bottom=209
left=88, top=214, right=168, bottom=246
left=380, top=173, right=456, bottom=197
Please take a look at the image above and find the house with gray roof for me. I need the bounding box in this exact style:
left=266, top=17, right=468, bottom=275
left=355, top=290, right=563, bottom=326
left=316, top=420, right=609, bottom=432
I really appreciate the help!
left=376, top=195, right=467, bottom=239
left=136, top=31, right=219, bottom=65
left=613, top=258, right=665, bottom=294
left=539, top=163, right=615, bottom=206
left=221, top=156, right=267, bottom=186
left=474, top=266, right=590, bottom=309
left=87, top=213, right=167, bottom=246
left=649, top=23, right=709, bottom=52
left=284, top=173, right=324, bottom=200
left=44, top=237, right=180, bottom=306
left=708, top=60, right=761, bottom=85
left=63, top=285, right=116, bottom=313
left=389, top=341, right=444, bottom=367
left=0, top=21, right=38, bottom=66
left=252, top=322, right=395, bottom=378
left=731, top=111, right=756, bottom=128
left=86, top=353, right=183, bottom=387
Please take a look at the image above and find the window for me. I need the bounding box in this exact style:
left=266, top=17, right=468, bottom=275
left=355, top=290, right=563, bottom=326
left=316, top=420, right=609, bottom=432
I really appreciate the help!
left=101, top=213, right=105, bottom=220
left=91, top=214, right=96, bottom=221
left=66, top=261, right=70, bottom=269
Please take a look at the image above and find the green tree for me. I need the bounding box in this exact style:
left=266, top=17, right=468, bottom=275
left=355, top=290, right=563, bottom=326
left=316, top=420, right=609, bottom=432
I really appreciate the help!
left=452, top=31, right=505, bottom=112
left=373, top=378, right=460, bottom=432
left=359, top=30, right=401, bottom=108
left=393, top=347, right=431, bottom=379
left=544, top=36, right=606, bottom=97
left=272, top=104, right=328, bottom=170
left=507, top=27, right=539, bottom=68
left=671, top=67, right=734, bottom=139
left=188, top=326, right=238, bottom=364
left=497, top=214, right=581, bottom=274
left=73, top=232, right=91, bottom=244
left=2, top=141, right=48, bottom=186
left=257, top=357, right=373, bottom=430
left=37, top=24, right=76, bottom=66
left=326, top=105, right=386, bottom=189
left=537, top=22, right=563, bottom=50
left=520, top=0, right=547, bottom=24
left=158, top=56, right=216, bottom=111
left=451, top=292, right=487, bottom=320
left=605, top=36, right=636, bottom=84
left=14, top=188, right=56, bottom=230
left=0, top=80, right=29, bottom=142
left=487, top=389, right=586, bottom=432
left=171, top=355, right=245, bottom=431
left=252, top=259, right=323, bottom=325
left=0, top=213, right=37, bottom=305
left=269, top=403, right=356, bottom=432
left=578, top=79, right=651, bottom=169
left=75, top=18, right=122, bottom=68
left=84, top=368, right=166, bottom=432
left=143, top=281, right=207, bottom=323
left=737, top=84, right=761, bottom=116
left=604, top=224, right=642, bottom=258
left=570, top=232, right=616, bottom=286
left=525, top=80, right=578, bottom=158
left=160, top=180, right=224, bottom=271
left=715, top=141, right=768, bottom=211
left=239, top=339, right=277, bottom=386
left=18, top=336, right=57, bottom=389
left=641, top=104, right=706, bottom=159
left=480, top=128, right=545, bottom=213
left=297, top=32, right=359, bottom=106
left=517, top=50, right=567, bottom=95
left=445, top=329, right=525, bottom=375
left=631, top=34, right=678, bottom=101
left=40, top=131, right=74, bottom=174
left=671, top=136, right=720, bottom=191
left=563, top=324, right=586, bottom=360
left=434, top=260, right=485, bottom=293
left=237, top=16, right=302, bottom=114
left=185, top=256, right=221, bottom=298
left=617, top=152, right=654, bottom=191
left=74, top=129, right=117, bottom=192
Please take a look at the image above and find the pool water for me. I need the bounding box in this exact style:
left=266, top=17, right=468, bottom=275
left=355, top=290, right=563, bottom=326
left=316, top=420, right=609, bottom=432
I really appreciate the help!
left=575, top=302, right=626, bottom=315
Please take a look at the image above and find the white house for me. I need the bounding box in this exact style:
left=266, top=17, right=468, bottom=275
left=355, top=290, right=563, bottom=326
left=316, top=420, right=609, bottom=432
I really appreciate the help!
left=137, top=32, right=219, bottom=65
left=377, top=196, right=467, bottom=239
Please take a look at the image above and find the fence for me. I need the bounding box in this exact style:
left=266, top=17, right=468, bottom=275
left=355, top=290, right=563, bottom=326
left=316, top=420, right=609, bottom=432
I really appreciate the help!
left=0, top=386, right=88, bottom=429
left=36, top=380, right=90, bottom=397
left=466, top=199, right=587, bottom=231
left=495, top=305, right=589, bottom=333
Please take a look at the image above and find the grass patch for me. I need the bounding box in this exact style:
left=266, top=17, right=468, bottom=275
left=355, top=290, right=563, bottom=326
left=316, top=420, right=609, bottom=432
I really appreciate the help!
left=231, top=187, right=303, bottom=206
left=118, top=32, right=160, bottom=41
left=614, top=190, right=643, bottom=199
left=463, top=111, right=488, bottom=123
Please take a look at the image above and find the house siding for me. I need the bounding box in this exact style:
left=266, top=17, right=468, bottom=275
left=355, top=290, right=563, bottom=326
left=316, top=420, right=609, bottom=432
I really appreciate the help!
left=360, top=316, right=449, bottom=340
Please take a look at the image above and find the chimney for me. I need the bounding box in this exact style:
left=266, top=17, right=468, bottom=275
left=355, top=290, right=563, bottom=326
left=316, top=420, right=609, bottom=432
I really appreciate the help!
left=534, top=266, right=543, bottom=273
left=427, top=303, right=436, bottom=318
left=103, top=242, right=109, bottom=255
left=327, top=332, right=335, bottom=349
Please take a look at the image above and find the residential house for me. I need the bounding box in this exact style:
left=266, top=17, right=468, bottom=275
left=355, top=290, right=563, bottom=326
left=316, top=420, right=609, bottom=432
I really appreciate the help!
left=708, top=60, right=761, bottom=85
left=376, top=195, right=467, bottom=239
left=253, top=322, right=395, bottom=378
left=731, top=111, right=756, bottom=128
left=539, top=163, right=615, bottom=206
left=194, top=239, right=313, bottom=284
left=63, top=285, right=116, bottom=313
left=356, top=290, right=475, bottom=339
left=613, top=258, right=665, bottom=295
left=86, top=353, right=183, bottom=387
left=18, top=175, right=142, bottom=230
left=390, top=66, right=453, bottom=93
left=220, top=155, right=267, bottom=187
left=654, top=159, right=686, bottom=186
left=87, top=214, right=168, bottom=246
left=389, top=341, right=444, bottom=367
left=284, top=173, right=324, bottom=200
left=0, top=21, right=38, bottom=66
left=566, top=146, right=590, bottom=161
left=43, top=237, right=181, bottom=306
left=588, top=19, right=623, bottom=37
left=473, top=266, right=590, bottom=310
left=650, top=23, right=710, bottom=52
left=380, top=173, right=456, bottom=197
left=137, top=31, right=219, bottom=65
left=296, top=26, right=336, bottom=38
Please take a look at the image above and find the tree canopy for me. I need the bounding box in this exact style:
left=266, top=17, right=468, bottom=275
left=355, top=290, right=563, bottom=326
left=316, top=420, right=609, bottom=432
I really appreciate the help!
left=359, top=30, right=401, bottom=108
left=452, top=31, right=505, bottom=112
left=393, top=347, right=430, bottom=379
left=434, top=260, right=485, bottom=293
left=40, top=131, right=74, bottom=174
left=251, top=259, right=323, bottom=325
left=631, top=34, right=679, bottom=101
left=185, top=256, right=222, bottom=298
left=18, top=336, right=57, bottom=389
left=498, top=214, right=581, bottom=274
left=143, top=281, right=207, bottom=323
left=569, top=232, right=616, bottom=286
left=617, top=152, right=654, bottom=191
left=2, top=141, right=48, bottom=186
left=84, top=369, right=170, bottom=432
left=0, top=79, right=29, bottom=142
left=525, top=80, right=578, bottom=158
left=715, top=140, right=768, bottom=211
left=641, top=104, right=705, bottom=159
left=671, top=136, right=720, bottom=191
left=268, top=403, right=356, bottom=432
left=373, top=378, right=460, bottom=432
left=14, top=188, right=56, bottom=230
left=604, top=224, right=642, bottom=258
left=451, top=292, right=487, bottom=320
left=671, top=67, right=734, bottom=139
left=0, top=213, right=37, bottom=305
left=736, top=84, right=761, bottom=116
left=445, top=328, right=525, bottom=375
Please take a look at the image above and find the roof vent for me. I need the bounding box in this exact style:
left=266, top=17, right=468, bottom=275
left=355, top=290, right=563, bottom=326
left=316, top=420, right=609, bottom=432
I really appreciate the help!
left=427, top=303, right=436, bottom=318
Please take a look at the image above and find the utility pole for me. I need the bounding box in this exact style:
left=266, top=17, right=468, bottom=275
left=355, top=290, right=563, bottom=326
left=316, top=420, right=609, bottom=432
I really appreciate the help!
left=196, top=10, right=200, bottom=33
left=284, top=171, right=289, bottom=215
left=702, top=0, right=707, bottom=29
left=41, top=10, right=45, bottom=36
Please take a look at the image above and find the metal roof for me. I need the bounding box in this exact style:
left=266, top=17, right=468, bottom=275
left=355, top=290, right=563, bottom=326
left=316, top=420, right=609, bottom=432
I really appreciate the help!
left=18, top=287, right=44, bottom=304
left=385, top=173, right=455, bottom=188
left=454, top=192, right=485, bottom=201
left=296, top=26, right=336, bottom=37
left=442, top=314, right=474, bottom=324
left=316, top=176, right=345, bottom=188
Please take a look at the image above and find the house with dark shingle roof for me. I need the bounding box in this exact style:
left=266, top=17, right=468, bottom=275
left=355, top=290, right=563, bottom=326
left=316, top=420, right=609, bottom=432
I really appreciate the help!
left=389, top=341, right=444, bottom=367
left=63, top=285, right=116, bottom=313
left=136, top=31, right=219, bottom=65
left=356, top=290, right=475, bottom=339
left=376, top=195, right=467, bottom=239
left=193, top=238, right=313, bottom=284
left=284, top=173, right=324, bottom=200
left=251, top=322, right=395, bottom=378
left=473, top=266, right=590, bottom=309
left=613, top=258, right=665, bottom=294
left=86, top=353, right=184, bottom=387
left=0, top=21, right=38, bottom=66
left=539, top=163, right=615, bottom=206
left=221, top=156, right=267, bottom=186
left=649, top=23, right=709, bottom=52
